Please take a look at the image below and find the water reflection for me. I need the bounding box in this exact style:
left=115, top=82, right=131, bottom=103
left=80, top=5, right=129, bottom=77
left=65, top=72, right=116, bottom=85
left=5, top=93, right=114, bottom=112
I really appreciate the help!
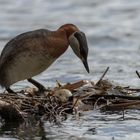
left=0, top=109, right=140, bottom=139
left=0, top=119, right=47, bottom=140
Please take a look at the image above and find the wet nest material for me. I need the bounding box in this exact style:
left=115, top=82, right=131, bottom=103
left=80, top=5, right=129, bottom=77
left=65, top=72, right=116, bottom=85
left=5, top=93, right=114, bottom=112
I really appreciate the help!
left=0, top=67, right=140, bottom=124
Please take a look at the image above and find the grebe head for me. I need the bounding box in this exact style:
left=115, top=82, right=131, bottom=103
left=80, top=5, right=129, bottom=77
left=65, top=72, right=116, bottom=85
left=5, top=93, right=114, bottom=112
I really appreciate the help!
left=59, top=24, right=90, bottom=73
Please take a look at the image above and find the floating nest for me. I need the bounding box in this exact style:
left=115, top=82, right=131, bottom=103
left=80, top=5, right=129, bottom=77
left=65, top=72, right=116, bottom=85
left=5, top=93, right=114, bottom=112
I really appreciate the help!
left=0, top=67, right=140, bottom=124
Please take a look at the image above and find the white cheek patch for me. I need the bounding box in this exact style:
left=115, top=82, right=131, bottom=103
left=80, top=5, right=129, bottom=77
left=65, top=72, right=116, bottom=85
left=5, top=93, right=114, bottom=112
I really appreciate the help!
left=69, top=34, right=80, bottom=57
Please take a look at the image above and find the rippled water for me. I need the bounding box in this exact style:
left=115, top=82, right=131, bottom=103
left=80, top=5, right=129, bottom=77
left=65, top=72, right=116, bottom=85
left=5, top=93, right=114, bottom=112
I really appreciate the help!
left=0, top=0, right=140, bottom=139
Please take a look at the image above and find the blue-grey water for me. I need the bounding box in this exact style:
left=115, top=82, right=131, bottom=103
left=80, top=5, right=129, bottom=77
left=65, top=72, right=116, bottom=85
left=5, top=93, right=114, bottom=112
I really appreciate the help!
left=0, top=0, right=140, bottom=139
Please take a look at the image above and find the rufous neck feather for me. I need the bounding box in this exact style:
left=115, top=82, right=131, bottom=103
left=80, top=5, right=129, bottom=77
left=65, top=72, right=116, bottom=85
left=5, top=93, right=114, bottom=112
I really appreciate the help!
left=58, top=24, right=79, bottom=38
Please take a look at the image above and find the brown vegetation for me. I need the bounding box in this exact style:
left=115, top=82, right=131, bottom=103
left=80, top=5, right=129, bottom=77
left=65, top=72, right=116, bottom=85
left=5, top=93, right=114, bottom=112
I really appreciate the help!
left=0, top=67, right=140, bottom=124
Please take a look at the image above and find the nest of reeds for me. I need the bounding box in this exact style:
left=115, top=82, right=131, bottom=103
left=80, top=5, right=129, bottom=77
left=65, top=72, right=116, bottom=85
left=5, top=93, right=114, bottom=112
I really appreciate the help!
left=0, top=67, right=140, bottom=124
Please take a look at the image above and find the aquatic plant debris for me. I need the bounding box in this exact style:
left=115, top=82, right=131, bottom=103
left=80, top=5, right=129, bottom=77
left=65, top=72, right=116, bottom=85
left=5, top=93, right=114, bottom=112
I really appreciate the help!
left=0, top=67, right=140, bottom=124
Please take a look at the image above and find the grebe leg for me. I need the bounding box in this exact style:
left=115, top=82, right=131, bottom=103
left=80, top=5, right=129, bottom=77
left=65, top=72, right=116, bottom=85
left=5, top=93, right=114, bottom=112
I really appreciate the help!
left=27, top=78, right=46, bottom=92
left=6, top=88, right=15, bottom=93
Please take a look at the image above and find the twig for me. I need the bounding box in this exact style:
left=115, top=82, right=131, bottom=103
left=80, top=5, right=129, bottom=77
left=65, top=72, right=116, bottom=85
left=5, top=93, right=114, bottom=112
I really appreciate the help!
left=94, top=97, right=104, bottom=110
left=123, top=87, right=140, bottom=92
left=72, top=96, right=81, bottom=110
left=105, top=101, right=140, bottom=110
left=95, top=67, right=109, bottom=86
left=88, top=94, right=140, bottom=100
left=59, top=80, right=89, bottom=91
left=136, top=70, right=140, bottom=79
